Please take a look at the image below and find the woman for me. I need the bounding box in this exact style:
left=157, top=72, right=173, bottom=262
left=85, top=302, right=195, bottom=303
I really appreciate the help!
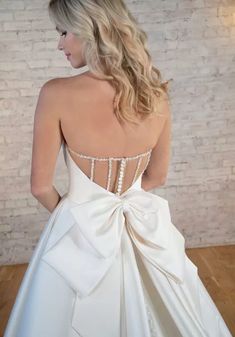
left=4, top=1, right=232, bottom=336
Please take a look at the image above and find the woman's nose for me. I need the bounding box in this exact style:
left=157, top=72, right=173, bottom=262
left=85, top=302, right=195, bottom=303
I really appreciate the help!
left=57, top=37, right=64, bottom=51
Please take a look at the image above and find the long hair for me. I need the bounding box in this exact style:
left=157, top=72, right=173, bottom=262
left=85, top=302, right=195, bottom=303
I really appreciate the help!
left=48, top=0, right=172, bottom=125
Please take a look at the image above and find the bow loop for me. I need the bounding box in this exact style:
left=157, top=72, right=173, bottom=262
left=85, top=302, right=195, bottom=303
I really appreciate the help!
left=42, top=188, right=186, bottom=301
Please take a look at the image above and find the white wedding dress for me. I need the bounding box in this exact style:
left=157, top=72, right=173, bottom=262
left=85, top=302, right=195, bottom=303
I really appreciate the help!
left=3, top=141, right=232, bottom=337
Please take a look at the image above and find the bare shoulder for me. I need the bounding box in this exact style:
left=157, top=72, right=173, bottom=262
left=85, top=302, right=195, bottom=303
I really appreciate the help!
left=40, top=77, right=68, bottom=97
left=36, top=77, right=74, bottom=118
left=37, top=73, right=99, bottom=117
left=42, top=74, right=89, bottom=95
left=43, top=73, right=95, bottom=95
left=37, top=78, right=65, bottom=107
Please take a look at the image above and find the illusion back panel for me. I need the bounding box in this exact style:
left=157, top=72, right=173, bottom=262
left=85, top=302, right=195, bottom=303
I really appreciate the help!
left=67, top=145, right=152, bottom=195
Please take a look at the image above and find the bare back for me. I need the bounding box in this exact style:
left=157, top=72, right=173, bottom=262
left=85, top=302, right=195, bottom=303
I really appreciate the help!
left=58, top=71, right=169, bottom=195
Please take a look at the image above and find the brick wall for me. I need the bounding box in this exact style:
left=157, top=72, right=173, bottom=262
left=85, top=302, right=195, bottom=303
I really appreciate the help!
left=0, top=0, right=235, bottom=264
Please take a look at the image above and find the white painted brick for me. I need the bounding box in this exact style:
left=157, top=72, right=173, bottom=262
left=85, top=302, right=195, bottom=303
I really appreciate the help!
left=19, top=88, right=41, bottom=97
left=27, top=60, right=50, bottom=69
left=3, top=41, right=32, bottom=52
left=13, top=207, right=38, bottom=216
left=129, top=2, right=177, bottom=12
left=0, top=224, right=11, bottom=232
left=0, top=1, right=24, bottom=10
left=5, top=200, right=16, bottom=208
left=0, top=31, right=18, bottom=41
left=19, top=168, right=30, bottom=176
left=218, top=6, right=235, bottom=16
left=18, top=31, right=45, bottom=41
left=11, top=232, right=25, bottom=239
left=24, top=1, right=48, bottom=10
left=0, top=62, right=27, bottom=71
left=14, top=10, right=47, bottom=21
left=178, top=0, right=205, bottom=9
left=192, top=7, right=218, bottom=18
left=0, top=90, right=20, bottom=98
left=31, top=20, right=54, bottom=30
left=0, top=11, right=14, bottom=21
left=3, top=21, right=31, bottom=31
left=33, top=41, right=57, bottom=51
left=28, top=198, right=38, bottom=206
left=0, top=81, right=7, bottom=90
left=5, top=80, right=33, bottom=89
left=16, top=200, right=28, bottom=207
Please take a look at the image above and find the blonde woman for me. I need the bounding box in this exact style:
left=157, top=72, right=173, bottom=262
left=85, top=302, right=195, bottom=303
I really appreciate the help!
left=4, top=1, right=232, bottom=336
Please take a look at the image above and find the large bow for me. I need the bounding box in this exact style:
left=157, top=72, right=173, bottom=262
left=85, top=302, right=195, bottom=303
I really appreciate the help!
left=42, top=188, right=186, bottom=300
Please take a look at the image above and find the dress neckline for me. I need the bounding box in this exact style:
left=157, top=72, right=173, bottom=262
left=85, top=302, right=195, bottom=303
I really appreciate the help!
left=65, top=143, right=153, bottom=162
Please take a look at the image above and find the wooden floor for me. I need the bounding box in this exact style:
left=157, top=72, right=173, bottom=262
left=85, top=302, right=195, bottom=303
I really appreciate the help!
left=0, top=245, right=234, bottom=337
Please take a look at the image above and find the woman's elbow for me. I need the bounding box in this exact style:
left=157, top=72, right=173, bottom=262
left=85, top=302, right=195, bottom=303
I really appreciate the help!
left=141, top=173, right=166, bottom=191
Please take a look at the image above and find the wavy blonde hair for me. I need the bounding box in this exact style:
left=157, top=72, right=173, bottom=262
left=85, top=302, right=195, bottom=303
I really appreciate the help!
left=48, top=0, right=172, bottom=125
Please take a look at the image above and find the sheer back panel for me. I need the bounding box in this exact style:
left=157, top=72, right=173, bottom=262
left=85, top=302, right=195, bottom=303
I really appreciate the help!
left=67, top=145, right=152, bottom=195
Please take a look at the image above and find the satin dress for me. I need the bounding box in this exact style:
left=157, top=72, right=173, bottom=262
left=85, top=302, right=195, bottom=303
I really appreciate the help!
left=3, top=141, right=232, bottom=337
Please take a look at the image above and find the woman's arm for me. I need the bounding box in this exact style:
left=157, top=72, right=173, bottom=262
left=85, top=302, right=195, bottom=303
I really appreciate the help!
left=30, top=79, right=63, bottom=213
left=142, top=94, right=172, bottom=191
left=141, top=172, right=166, bottom=192
left=32, top=186, right=61, bottom=213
